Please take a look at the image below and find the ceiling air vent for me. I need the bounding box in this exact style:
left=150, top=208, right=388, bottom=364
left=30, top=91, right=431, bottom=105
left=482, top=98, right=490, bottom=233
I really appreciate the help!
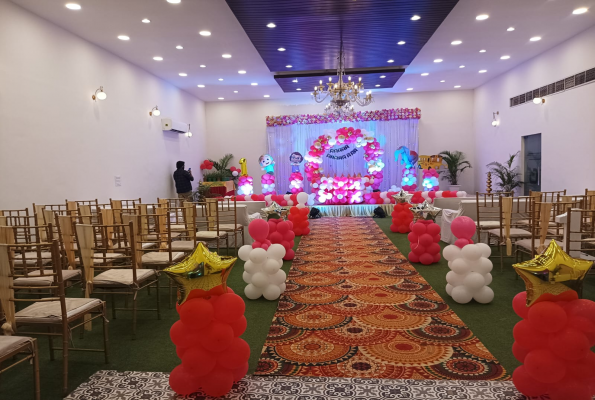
left=510, top=65, right=595, bottom=107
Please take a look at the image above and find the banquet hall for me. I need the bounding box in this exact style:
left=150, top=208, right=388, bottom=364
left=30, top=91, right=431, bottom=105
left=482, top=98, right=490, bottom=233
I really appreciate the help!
left=1, top=0, right=595, bottom=399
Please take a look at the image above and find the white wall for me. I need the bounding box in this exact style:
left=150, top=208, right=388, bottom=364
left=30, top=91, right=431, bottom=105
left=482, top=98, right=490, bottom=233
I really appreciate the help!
left=0, top=0, right=206, bottom=209
left=206, top=90, right=476, bottom=194
left=474, top=24, right=595, bottom=194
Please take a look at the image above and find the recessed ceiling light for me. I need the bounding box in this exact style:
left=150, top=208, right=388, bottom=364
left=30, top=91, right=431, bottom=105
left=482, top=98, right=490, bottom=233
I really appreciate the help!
left=292, top=79, right=298, bottom=83
left=387, top=59, right=394, bottom=63
left=142, top=18, right=150, bottom=23
left=179, top=73, right=187, bottom=77
left=218, top=97, right=224, bottom=100
left=200, top=65, right=206, bottom=68
left=65, top=3, right=81, bottom=10
left=440, top=80, right=445, bottom=83
left=234, top=91, right=238, bottom=93
left=459, top=65, right=465, bottom=68
left=397, top=41, right=406, bottom=45
left=286, top=65, right=292, bottom=68
left=476, top=14, right=489, bottom=20
left=479, top=49, right=487, bottom=53
left=479, top=70, right=487, bottom=73
left=500, top=55, right=511, bottom=60
left=411, top=15, right=421, bottom=20
left=197, top=84, right=205, bottom=88
left=573, top=7, right=588, bottom=15
left=375, top=84, right=380, bottom=87
left=454, top=85, right=461, bottom=88
left=507, top=27, right=515, bottom=32
left=153, top=56, right=163, bottom=61
left=264, top=95, right=270, bottom=98
left=277, top=47, right=286, bottom=51
left=251, top=83, right=258, bottom=86
left=218, top=78, right=224, bottom=81
left=199, top=31, right=211, bottom=36
left=167, top=0, right=181, bottom=3
left=118, top=35, right=130, bottom=41
left=451, top=40, right=462, bottom=45
left=222, top=54, right=232, bottom=58
left=434, top=59, right=443, bottom=63
left=176, top=45, right=183, bottom=50
left=267, top=23, right=276, bottom=28
left=296, top=88, right=301, bottom=91
left=238, top=70, right=246, bottom=74
left=530, top=36, right=542, bottom=42
left=380, top=75, right=386, bottom=78
left=421, top=73, right=429, bottom=76
left=406, top=88, right=413, bottom=91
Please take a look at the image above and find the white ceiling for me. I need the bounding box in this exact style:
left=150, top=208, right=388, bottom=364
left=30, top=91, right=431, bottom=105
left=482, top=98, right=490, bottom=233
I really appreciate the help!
left=11, top=0, right=595, bottom=102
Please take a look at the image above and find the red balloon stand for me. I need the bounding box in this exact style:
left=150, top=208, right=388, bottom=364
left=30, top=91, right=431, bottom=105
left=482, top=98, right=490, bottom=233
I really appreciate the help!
left=511, top=291, right=595, bottom=400
left=407, top=220, right=441, bottom=265
left=267, top=218, right=296, bottom=260
left=390, top=203, right=413, bottom=233
left=287, top=206, right=310, bottom=236
left=169, top=287, right=250, bottom=397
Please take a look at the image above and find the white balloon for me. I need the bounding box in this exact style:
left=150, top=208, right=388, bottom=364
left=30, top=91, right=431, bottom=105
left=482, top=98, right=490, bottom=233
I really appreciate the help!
left=483, top=272, right=493, bottom=286
left=450, top=258, right=472, bottom=275
left=446, top=283, right=454, bottom=296
left=284, top=194, right=291, bottom=200
left=287, top=200, right=294, bottom=206
left=473, top=286, right=494, bottom=304
left=263, top=258, right=281, bottom=274
left=297, top=192, right=308, bottom=205
left=267, top=244, right=286, bottom=260
left=296, top=204, right=305, bottom=209
left=463, top=272, right=486, bottom=291
left=446, top=270, right=466, bottom=286
left=457, top=191, right=467, bottom=198
left=242, top=271, right=253, bottom=284
left=270, top=269, right=287, bottom=285
left=279, top=282, right=286, bottom=293
left=244, top=284, right=263, bottom=299
left=238, top=245, right=253, bottom=261
left=252, top=272, right=269, bottom=288
left=461, top=245, right=482, bottom=261
left=443, top=245, right=461, bottom=262
left=475, top=243, right=492, bottom=258
left=250, top=248, right=268, bottom=264
left=244, top=260, right=259, bottom=274
left=473, top=257, right=493, bottom=274
left=451, top=285, right=473, bottom=304
left=263, top=284, right=281, bottom=300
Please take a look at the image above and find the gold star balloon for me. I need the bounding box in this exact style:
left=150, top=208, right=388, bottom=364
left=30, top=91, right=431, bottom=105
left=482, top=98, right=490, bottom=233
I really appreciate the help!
left=513, top=240, right=593, bottom=306
left=164, top=242, right=237, bottom=305
left=392, top=189, right=413, bottom=204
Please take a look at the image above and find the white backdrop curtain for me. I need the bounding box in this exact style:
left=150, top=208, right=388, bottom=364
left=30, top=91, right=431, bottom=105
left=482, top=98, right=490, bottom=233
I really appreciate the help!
left=267, top=119, right=418, bottom=194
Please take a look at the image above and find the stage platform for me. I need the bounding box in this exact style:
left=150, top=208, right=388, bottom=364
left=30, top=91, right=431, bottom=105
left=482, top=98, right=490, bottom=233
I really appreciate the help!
left=316, top=203, right=393, bottom=217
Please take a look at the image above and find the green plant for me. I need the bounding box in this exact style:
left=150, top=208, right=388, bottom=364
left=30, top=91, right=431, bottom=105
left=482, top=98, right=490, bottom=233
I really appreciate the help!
left=438, top=150, right=472, bottom=185
left=208, top=153, right=235, bottom=182
left=486, top=152, right=523, bottom=193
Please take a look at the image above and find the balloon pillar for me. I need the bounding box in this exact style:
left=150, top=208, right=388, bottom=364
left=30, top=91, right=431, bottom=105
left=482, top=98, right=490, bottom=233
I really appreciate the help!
left=289, top=152, right=305, bottom=194
left=261, top=174, right=276, bottom=196
left=164, top=244, right=249, bottom=397
left=390, top=191, right=414, bottom=234
left=407, top=220, right=441, bottom=265
left=237, top=158, right=253, bottom=196
left=267, top=219, right=296, bottom=261
left=421, top=168, right=440, bottom=191
left=287, top=192, right=310, bottom=237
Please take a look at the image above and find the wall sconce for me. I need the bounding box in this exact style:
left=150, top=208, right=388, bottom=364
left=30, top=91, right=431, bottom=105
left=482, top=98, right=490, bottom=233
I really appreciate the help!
left=533, top=97, right=545, bottom=105
left=149, top=106, right=161, bottom=116
left=491, top=111, right=499, bottom=127
left=92, top=86, right=107, bottom=101
left=186, top=124, right=193, bottom=137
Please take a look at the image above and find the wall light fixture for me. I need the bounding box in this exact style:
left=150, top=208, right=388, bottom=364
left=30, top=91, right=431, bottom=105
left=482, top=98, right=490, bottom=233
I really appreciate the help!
left=92, top=86, right=107, bottom=100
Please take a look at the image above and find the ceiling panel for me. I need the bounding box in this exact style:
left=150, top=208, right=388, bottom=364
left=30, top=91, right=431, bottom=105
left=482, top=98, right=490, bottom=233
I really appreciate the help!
left=275, top=71, right=404, bottom=93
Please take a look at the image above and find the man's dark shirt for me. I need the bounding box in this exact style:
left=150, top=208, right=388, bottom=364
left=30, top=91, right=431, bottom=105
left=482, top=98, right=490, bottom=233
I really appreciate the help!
left=173, top=168, right=194, bottom=193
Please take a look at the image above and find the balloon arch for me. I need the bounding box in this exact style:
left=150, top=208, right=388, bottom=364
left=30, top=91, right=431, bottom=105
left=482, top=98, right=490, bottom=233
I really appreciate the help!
left=304, top=127, right=384, bottom=205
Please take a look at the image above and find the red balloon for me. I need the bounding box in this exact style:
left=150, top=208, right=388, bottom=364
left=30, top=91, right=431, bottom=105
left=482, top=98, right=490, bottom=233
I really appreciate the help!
left=176, top=346, right=189, bottom=360
left=303, top=228, right=310, bottom=235
left=203, top=321, right=234, bottom=352
left=524, top=348, right=566, bottom=383
left=180, top=298, right=214, bottom=331
left=427, top=243, right=441, bottom=255
left=512, top=366, right=548, bottom=397
left=169, top=365, right=201, bottom=395
left=419, top=253, right=434, bottom=265
left=268, top=221, right=277, bottom=232
left=407, top=232, right=419, bottom=243
left=512, top=341, right=530, bottom=363
left=426, top=222, right=441, bottom=236
left=408, top=252, right=420, bottom=263
left=513, top=320, right=549, bottom=349
left=200, top=368, right=235, bottom=397
left=451, top=216, right=476, bottom=239
left=233, top=362, right=249, bottom=382
left=170, top=321, right=195, bottom=348
left=454, top=238, right=470, bottom=249
left=411, top=222, right=427, bottom=235
left=565, top=299, right=595, bottom=324
left=512, top=292, right=529, bottom=319
left=217, top=338, right=251, bottom=369
left=182, top=346, right=216, bottom=376
left=285, top=249, right=295, bottom=260
left=269, top=232, right=283, bottom=243
left=548, top=327, right=591, bottom=361
left=285, top=231, right=296, bottom=241
left=418, top=233, right=433, bottom=247
left=290, top=207, right=299, bottom=215
left=248, top=219, right=269, bottom=241
left=411, top=243, right=426, bottom=256
left=277, top=221, right=290, bottom=234
left=214, top=293, right=245, bottom=324
left=229, top=315, right=247, bottom=337
left=528, top=301, right=568, bottom=333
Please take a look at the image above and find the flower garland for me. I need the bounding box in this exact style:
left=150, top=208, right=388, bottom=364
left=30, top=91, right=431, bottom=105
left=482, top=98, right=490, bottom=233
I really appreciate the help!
left=266, top=108, right=421, bottom=127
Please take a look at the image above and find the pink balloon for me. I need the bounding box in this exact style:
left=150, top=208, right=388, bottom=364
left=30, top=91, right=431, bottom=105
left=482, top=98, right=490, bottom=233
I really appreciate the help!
left=451, top=216, right=476, bottom=240
left=454, top=238, right=470, bottom=248
left=248, top=219, right=269, bottom=241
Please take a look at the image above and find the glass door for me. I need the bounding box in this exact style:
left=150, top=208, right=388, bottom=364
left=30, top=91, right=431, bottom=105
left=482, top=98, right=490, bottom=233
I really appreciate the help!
left=523, top=133, right=541, bottom=195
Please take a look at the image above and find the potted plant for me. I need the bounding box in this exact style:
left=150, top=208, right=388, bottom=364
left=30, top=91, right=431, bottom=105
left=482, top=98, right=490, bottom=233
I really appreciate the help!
left=438, top=150, right=472, bottom=191
left=209, top=154, right=234, bottom=182
left=486, top=152, right=523, bottom=194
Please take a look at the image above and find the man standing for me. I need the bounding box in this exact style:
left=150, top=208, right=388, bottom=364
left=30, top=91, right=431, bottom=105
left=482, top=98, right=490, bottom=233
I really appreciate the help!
left=173, top=161, right=194, bottom=201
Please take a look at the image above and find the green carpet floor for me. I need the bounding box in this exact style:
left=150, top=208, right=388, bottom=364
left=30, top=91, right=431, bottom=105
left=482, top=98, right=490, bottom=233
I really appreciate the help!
left=2, top=218, right=594, bottom=399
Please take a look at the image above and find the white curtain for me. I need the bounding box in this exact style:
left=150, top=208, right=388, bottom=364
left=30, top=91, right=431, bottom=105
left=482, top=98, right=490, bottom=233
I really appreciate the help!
left=267, top=119, right=419, bottom=194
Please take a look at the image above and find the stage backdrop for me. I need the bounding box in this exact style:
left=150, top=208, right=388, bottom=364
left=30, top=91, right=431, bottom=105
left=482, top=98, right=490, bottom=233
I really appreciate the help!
left=266, top=109, right=420, bottom=194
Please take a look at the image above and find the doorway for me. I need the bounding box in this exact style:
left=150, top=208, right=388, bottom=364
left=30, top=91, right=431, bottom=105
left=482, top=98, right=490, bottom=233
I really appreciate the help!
left=523, top=133, right=541, bottom=195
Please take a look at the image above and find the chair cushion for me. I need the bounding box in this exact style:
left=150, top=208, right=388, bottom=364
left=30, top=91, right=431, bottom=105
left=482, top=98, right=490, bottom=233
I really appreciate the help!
left=141, top=252, right=185, bottom=265
left=219, top=224, right=243, bottom=231
left=196, top=231, right=227, bottom=239
left=478, top=221, right=500, bottom=228
left=16, top=298, right=103, bottom=324
left=169, top=224, right=187, bottom=231
left=13, top=252, right=53, bottom=266
left=170, top=241, right=198, bottom=251
left=516, top=239, right=562, bottom=251
left=145, top=232, right=181, bottom=240
left=76, top=252, right=125, bottom=265
left=93, top=269, right=157, bottom=287
left=488, top=228, right=531, bottom=238
left=14, top=269, right=81, bottom=287
left=0, top=336, right=33, bottom=358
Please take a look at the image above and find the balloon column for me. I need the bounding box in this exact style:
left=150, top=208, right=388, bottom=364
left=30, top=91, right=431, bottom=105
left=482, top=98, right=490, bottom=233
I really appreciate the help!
left=237, top=158, right=253, bottom=196
left=164, top=244, right=249, bottom=397
left=289, top=152, right=304, bottom=194
left=287, top=192, right=310, bottom=237
left=407, top=219, right=441, bottom=265
left=259, top=154, right=276, bottom=195
left=511, top=242, right=594, bottom=400
left=267, top=219, right=296, bottom=260
left=395, top=146, right=418, bottom=191
left=421, top=169, right=440, bottom=191
left=239, top=243, right=287, bottom=300
left=390, top=190, right=413, bottom=233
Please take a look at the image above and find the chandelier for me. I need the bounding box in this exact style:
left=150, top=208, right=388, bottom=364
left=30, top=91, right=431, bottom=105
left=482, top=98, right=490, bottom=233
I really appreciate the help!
left=312, top=42, right=373, bottom=117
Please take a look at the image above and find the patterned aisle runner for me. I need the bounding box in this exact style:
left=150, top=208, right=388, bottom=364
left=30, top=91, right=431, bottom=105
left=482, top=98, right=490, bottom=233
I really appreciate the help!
left=256, top=218, right=508, bottom=380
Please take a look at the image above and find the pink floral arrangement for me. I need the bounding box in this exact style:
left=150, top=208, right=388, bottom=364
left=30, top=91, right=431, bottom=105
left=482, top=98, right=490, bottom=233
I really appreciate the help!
left=266, top=108, right=421, bottom=127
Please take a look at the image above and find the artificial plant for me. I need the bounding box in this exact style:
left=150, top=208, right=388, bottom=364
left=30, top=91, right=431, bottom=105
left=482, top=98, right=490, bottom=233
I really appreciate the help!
left=208, top=154, right=234, bottom=180
left=438, top=150, right=472, bottom=185
left=486, top=151, right=523, bottom=193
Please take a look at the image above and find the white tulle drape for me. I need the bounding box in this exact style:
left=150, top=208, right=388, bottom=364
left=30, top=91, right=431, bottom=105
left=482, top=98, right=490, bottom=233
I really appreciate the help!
left=266, top=119, right=419, bottom=194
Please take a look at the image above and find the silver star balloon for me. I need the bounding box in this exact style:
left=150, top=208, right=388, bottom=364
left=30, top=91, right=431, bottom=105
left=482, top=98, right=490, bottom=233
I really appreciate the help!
left=260, top=201, right=287, bottom=220
left=391, top=189, right=413, bottom=204
left=410, top=200, right=442, bottom=221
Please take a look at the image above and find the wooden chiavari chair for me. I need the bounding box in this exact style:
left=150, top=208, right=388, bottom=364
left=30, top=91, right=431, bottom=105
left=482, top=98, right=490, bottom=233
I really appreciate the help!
left=0, top=209, right=32, bottom=243
left=199, top=199, right=229, bottom=255
left=0, top=336, right=40, bottom=400
left=217, top=197, right=245, bottom=255
left=529, top=190, right=567, bottom=203
left=475, top=192, right=513, bottom=243
left=0, top=235, right=108, bottom=396
left=109, top=198, right=141, bottom=224
left=515, top=202, right=564, bottom=261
